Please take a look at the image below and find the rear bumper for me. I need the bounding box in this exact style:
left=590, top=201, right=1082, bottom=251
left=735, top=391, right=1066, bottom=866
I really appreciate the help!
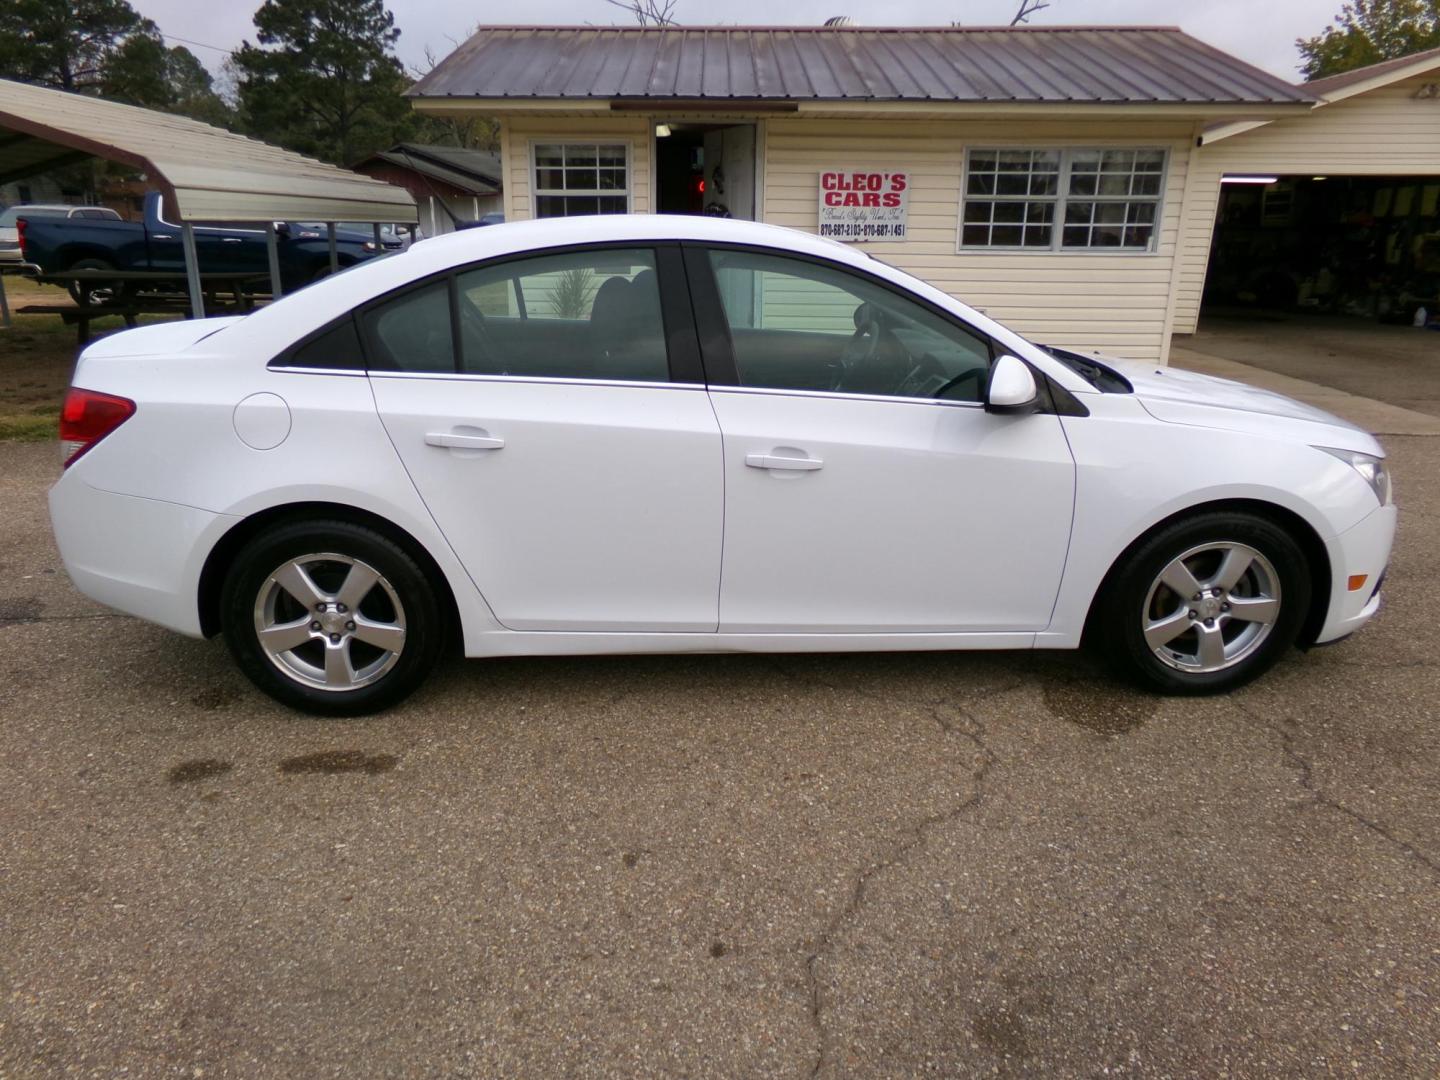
left=1314, top=504, right=1397, bottom=644
left=48, top=472, right=238, bottom=638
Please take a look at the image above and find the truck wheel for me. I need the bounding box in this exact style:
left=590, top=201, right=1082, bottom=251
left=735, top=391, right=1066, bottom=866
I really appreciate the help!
left=67, top=258, right=119, bottom=307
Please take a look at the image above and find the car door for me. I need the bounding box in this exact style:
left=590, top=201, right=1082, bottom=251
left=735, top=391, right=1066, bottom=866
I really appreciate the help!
left=689, top=245, right=1076, bottom=634
left=367, top=244, right=724, bottom=632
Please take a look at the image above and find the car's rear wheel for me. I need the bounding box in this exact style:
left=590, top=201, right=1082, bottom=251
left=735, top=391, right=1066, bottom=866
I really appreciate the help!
left=66, top=257, right=119, bottom=307
left=220, top=520, right=444, bottom=715
left=1095, top=511, right=1311, bottom=694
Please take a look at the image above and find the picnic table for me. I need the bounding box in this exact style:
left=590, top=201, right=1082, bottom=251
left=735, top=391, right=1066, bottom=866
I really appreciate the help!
left=11, top=268, right=272, bottom=343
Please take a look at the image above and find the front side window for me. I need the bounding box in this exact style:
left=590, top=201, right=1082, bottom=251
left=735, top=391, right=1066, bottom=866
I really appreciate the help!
left=532, top=143, right=629, bottom=218
left=707, top=249, right=992, bottom=402
left=962, top=148, right=1165, bottom=251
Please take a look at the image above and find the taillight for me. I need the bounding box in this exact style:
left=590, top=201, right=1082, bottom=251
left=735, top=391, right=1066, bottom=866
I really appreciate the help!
left=16, top=217, right=26, bottom=257
left=59, top=387, right=135, bottom=467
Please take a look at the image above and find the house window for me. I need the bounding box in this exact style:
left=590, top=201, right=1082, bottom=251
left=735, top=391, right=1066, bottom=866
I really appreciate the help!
left=962, top=148, right=1165, bottom=252
left=532, top=143, right=630, bottom=218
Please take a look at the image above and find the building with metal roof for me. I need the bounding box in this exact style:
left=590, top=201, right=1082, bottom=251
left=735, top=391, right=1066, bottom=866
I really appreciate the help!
left=411, top=24, right=1331, bottom=361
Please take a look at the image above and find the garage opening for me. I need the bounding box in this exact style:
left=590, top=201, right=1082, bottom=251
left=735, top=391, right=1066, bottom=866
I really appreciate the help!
left=1203, top=175, right=1440, bottom=324
left=654, top=123, right=755, bottom=220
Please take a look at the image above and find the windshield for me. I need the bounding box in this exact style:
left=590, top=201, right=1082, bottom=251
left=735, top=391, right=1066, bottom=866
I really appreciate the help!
left=0, top=207, right=67, bottom=226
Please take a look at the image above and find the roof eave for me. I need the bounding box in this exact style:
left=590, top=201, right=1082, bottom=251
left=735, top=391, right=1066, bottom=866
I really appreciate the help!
left=411, top=95, right=1313, bottom=120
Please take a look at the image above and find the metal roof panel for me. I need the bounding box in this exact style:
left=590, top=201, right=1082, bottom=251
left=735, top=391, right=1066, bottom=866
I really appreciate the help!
left=410, top=26, right=1314, bottom=106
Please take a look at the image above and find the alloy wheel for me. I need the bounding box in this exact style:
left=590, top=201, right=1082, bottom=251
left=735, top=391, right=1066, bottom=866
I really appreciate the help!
left=253, top=552, right=407, bottom=691
left=1141, top=541, right=1282, bottom=673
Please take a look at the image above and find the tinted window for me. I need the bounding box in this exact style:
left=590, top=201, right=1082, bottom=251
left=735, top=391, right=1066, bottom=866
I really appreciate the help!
left=706, top=250, right=992, bottom=401
left=361, top=281, right=455, bottom=373
left=285, top=317, right=365, bottom=370
left=455, top=248, right=668, bottom=382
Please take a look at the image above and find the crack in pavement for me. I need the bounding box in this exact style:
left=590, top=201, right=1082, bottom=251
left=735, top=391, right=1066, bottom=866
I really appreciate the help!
left=762, top=659, right=1023, bottom=1078
left=1237, top=700, right=1440, bottom=880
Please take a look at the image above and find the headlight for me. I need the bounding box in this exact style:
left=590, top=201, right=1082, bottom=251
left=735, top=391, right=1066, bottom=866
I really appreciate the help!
left=1317, top=446, right=1392, bottom=506
left=363, top=241, right=378, bottom=252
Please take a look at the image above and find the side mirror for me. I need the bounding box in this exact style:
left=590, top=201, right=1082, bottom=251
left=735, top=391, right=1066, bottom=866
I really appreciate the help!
left=985, top=355, right=1040, bottom=415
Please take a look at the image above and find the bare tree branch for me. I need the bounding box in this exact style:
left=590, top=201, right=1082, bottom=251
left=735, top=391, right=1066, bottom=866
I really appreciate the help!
left=603, top=0, right=678, bottom=27
left=1011, top=0, right=1050, bottom=25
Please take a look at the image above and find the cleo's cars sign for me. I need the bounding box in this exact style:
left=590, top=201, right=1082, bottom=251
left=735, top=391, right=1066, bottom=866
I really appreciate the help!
left=818, top=169, right=909, bottom=241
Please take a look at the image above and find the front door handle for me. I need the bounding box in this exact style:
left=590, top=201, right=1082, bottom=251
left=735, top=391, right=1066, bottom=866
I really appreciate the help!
left=745, top=452, right=823, bottom=471
left=426, top=431, right=505, bottom=450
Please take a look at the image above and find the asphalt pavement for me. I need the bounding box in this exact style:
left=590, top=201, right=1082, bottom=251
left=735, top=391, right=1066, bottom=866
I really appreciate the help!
left=2, top=436, right=1437, bottom=1078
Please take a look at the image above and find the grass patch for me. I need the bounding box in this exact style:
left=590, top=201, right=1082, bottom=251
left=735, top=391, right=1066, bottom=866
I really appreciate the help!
left=0, top=405, right=58, bottom=441
left=0, top=277, right=184, bottom=442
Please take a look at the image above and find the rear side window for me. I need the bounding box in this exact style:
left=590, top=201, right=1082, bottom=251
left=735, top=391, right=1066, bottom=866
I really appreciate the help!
left=360, top=281, right=455, bottom=372
left=285, top=317, right=365, bottom=370
left=455, top=248, right=668, bottom=382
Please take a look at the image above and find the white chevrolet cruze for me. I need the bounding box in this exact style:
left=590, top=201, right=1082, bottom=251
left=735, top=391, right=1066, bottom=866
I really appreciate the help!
left=48, top=216, right=1395, bottom=715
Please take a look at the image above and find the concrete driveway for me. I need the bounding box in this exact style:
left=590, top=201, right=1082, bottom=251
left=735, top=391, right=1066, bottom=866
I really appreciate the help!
left=2, top=430, right=1438, bottom=1078
left=1180, top=314, right=1440, bottom=422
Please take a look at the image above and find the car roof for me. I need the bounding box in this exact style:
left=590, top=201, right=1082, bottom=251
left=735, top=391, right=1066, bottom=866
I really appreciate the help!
left=407, top=213, right=868, bottom=270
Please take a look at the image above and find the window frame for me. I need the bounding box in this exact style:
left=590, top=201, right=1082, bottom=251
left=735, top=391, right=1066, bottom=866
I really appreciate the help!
left=529, top=141, right=633, bottom=219
left=958, top=146, right=1169, bottom=256
left=268, top=241, right=704, bottom=386
left=682, top=241, right=1001, bottom=407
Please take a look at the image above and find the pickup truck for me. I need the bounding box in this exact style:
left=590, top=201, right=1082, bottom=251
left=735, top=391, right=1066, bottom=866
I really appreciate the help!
left=16, top=191, right=399, bottom=301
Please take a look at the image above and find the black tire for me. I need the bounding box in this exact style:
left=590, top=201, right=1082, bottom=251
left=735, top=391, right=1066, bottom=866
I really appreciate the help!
left=67, top=257, right=119, bottom=307
left=220, top=519, right=445, bottom=716
left=1093, top=511, right=1311, bottom=695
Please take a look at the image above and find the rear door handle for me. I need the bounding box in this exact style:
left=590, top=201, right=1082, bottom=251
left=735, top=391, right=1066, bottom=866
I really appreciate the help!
left=221, top=237, right=243, bottom=244
left=745, top=452, right=823, bottom=471
left=426, top=431, right=505, bottom=450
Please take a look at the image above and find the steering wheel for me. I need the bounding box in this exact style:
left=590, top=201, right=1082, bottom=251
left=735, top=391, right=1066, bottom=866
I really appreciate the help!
left=837, top=310, right=882, bottom=385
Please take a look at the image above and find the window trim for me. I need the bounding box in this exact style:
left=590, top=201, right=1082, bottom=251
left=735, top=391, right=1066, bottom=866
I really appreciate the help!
left=958, top=145, right=1169, bottom=256
left=529, top=140, right=633, bottom=218
left=682, top=241, right=998, bottom=404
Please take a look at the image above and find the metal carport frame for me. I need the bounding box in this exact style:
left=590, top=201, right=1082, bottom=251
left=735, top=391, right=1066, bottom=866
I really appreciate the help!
left=0, top=78, right=418, bottom=319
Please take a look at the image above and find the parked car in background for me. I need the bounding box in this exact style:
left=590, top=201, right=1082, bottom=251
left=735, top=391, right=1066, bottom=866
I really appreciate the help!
left=16, top=192, right=387, bottom=302
left=1, top=204, right=120, bottom=265
left=48, top=216, right=1395, bottom=715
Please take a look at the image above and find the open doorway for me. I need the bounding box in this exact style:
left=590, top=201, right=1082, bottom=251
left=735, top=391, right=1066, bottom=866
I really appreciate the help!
left=654, top=123, right=756, bottom=220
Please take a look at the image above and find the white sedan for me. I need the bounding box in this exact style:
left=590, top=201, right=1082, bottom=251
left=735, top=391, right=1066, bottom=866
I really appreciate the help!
left=48, top=216, right=1395, bottom=715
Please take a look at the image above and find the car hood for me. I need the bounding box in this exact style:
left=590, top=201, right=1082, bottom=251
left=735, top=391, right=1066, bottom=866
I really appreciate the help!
left=1100, top=356, right=1382, bottom=455
left=80, top=316, right=244, bottom=359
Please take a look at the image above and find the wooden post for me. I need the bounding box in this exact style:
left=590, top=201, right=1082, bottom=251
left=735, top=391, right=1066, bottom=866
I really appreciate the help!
left=180, top=222, right=205, bottom=319
left=327, top=222, right=337, bottom=273
left=265, top=222, right=283, bottom=300
left=372, top=222, right=382, bottom=250
left=0, top=270, right=11, bottom=329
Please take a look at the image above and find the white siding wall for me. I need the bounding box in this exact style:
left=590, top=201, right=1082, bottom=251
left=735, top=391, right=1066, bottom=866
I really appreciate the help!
left=500, top=116, right=652, bottom=222
left=1175, top=74, right=1440, bottom=334
left=501, top=113, right=1197, bottom=359
left=761, top=117, right=1197, bottom=360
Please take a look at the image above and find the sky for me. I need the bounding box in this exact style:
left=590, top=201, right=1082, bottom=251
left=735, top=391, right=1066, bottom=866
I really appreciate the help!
left=128, top=0, right=1339, bottom=84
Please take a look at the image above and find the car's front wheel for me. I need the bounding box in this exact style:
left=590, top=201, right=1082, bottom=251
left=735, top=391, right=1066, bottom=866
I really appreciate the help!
left=1095, top=511, right=1311, bottom=694
left=220, top=520, right=445, bottom=715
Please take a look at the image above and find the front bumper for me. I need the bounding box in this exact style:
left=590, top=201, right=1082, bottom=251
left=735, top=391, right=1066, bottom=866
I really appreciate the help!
left=49, top=471, right=239, bottom=638
left=1314, top=503, right=1397, bottom=644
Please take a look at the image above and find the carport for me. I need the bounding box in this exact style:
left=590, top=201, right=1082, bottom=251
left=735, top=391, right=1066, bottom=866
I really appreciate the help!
left=0, top=77, right=417, bottom=322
